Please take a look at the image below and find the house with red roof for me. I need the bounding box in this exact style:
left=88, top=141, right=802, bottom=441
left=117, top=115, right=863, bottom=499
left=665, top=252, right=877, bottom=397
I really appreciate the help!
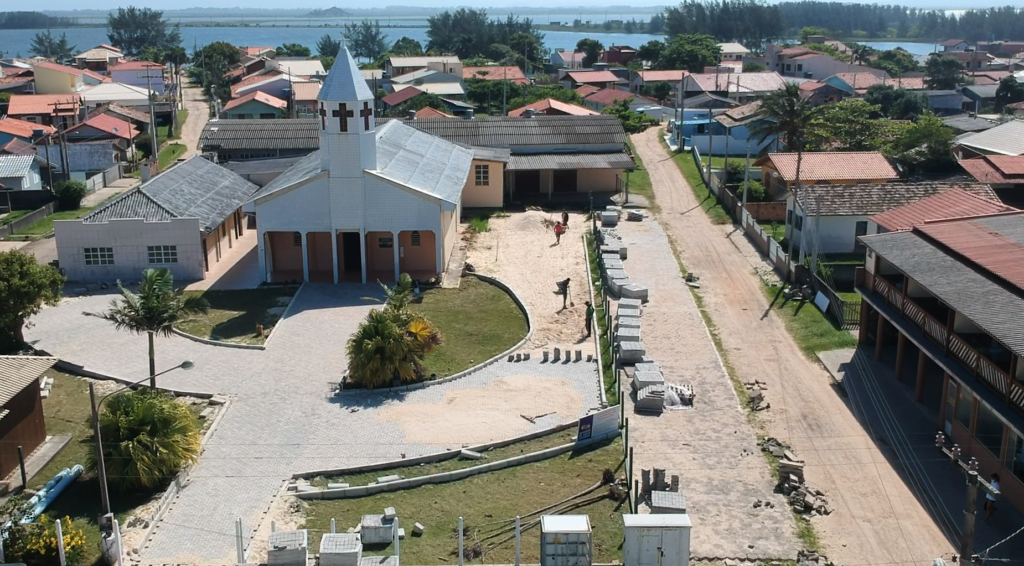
left=765, top=43, right=888, bottom=80
left=6, top=94, right=82, bottom=129
left=582, top=88, right=658, bottom=113
left=65, top=114, right=140, bottom=161
left=0, top=117, right=55, bottom=145
left=958, top=154, right=1024, bottom=207
left=222, top=91, right=289, bottom=120
left=462, top=66, right=530, bottom=86
left=561, top=70, right=621, bottom=90
left=600, top=45, right=637, bottom=66
left=551, top=51, right=585, bottom=70
left=756, top=151, right=900, bottom=199
left=32, top=62, right=86, bottom=94
left=109, top=61, right=167, bottom=95
left=856, top=209, right=1024, bottom=516
left=940, top=39, right=970, bottom=52
left=630, top=70, right=687, bottom=97
left=508, top=99, right=598, bottom=117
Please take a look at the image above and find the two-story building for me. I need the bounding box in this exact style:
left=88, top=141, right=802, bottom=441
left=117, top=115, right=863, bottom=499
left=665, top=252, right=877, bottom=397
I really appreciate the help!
left=6, top=94, right=82, bottom=129
left=680, top=71, right=787, bottom=104
left=32, top=62, right=88, bottom=95
left=600, top=45, right=637, bottom=66
left=856, top=210, right=1024, bottom=514
left=940, top=39, right=971, bottom=52
left=72, top=44, right=124, bottom=72
left=765, top=44, right=888, bottom=80
left=718, top=42, right=750, bottom=61
left=385, top=56, right=462, bottom=79
left=551, top=51, right=584, bottom=70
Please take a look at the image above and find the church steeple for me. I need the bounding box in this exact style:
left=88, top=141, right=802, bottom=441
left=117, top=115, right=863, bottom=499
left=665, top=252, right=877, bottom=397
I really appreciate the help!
left=318, top=42, right=376, bottom=176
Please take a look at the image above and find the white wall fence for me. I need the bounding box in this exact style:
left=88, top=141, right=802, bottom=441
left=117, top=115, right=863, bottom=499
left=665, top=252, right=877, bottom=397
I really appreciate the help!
left=85, top=163, right=123, bottom=193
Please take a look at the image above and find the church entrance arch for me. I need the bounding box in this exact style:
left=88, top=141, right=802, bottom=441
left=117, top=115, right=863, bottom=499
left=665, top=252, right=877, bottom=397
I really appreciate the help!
left=337, top=231, right=363, bottom=283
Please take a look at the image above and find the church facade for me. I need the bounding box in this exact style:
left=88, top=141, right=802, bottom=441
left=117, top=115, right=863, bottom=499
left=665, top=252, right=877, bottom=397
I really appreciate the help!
left=250, top=47, right=484, bottom=284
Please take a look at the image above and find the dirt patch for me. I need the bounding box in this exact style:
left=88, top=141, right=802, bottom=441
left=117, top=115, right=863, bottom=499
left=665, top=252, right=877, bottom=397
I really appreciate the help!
left=377, top=375, right=584, bottom=445
left=467, top=210, right=594, bottom=353
left=247, top=486, right=305, bottom=565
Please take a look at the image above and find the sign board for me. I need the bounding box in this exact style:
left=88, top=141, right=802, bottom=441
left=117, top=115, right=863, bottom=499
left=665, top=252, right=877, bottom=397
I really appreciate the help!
left=813, top=290, right=830, bottom=315
left=576, top=406, right=619, bottom=444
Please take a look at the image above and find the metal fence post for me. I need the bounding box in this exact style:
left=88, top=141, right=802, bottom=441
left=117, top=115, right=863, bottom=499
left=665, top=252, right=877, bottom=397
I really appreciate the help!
left=56, top=519, right=66, bottom=566
left=515, top=516, right=521, bottom=566
left=458, top=516, right=464, bottom=566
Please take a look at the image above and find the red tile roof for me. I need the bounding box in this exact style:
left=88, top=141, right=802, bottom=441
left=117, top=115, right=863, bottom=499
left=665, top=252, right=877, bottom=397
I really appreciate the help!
left=463, top=66, right=530, bottom=85
left=778, top=46, right=820, bottom=57
left=382, top=86, right=424, bottom=107
left=508, top=98, right=598, bottom=117
left=566, top=70, right=619, bottom=84
left=0, top=117, right=55, bottom=139
left=82, top=69, right=112, bottom=83
left=7, top=94, right=81, bottom=116
left=33, top=61, right=84, bottom=76
left=637, top=70, right=687, bottom=82
left=67, top=114, right=139, bottom=140
left=915, top=213, right=1024, bottom=290
left=575, top=85, right=600, bottom=97
left=758, top=151, right=899, bottom=182
left=291, top=81, right=321, bottom=102
left=109, top=60, right=165, bottom=71
left=223, top=91, right=288, bottom=112
left=414, top=106, right=453, bottom=119
left=0, top=138, right=36, bottom=155
left=584, top=88, right=655, bottom=107
left=871, top=189, right=1015, bottom=231
left=958, top=155, right=1024, bottom=184
left=97, top=44, right=121, bottom=53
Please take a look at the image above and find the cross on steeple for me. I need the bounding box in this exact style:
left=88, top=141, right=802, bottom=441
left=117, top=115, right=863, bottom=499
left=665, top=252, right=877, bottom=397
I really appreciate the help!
left=319, top=103, right=327, bottom=129
left=360, top=102, right=373, bottom=131
left=332, top=103, right=354, bottom=132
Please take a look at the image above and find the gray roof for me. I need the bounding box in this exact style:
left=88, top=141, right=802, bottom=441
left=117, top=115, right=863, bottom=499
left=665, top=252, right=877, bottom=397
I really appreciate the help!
left=374, top=120, right=473, bottom=204
left=224, top=156, right=308, bottom=175
left=319, top=46, right=373, bottom=103
left=508, top=152, right=635, bottom=171
left=0, top=154, right=38, bottom=178
left=963, top=84, right=999, bottom=99
left=0, top=355, right=56, bottom=407
left=469, top=146, right=510, bottom=163
left=249, top=150, right=324, bottom=202
left=957, top=119, right=1024, bottom=156
left=85, top=156, right=259, bottom=232
left=200, top=119, right=319, bottom=151
left=795, top=181, right=998, bottom=216
left=943, top=114, right=998, bottom=133
left=403, top=115, right=628, bottom=149
left=861, top=225, right=1024, bottom=358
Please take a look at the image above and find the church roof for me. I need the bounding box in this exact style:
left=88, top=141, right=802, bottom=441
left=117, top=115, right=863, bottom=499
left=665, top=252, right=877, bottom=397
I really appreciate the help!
left=403, top=115, right=628, bottom=148
left=319, top=45, right=373, bottom=103
left=374, top=120, right=473, bottom=205
left=249, top=150, right=324, bottom=202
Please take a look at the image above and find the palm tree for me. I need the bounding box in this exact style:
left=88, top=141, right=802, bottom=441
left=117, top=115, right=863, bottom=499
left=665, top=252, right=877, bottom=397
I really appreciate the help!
left=87, top=388, right=200, bottom=491
left=87, top=268, right=208, bottom=388
left=852, top=45, right=872, bottom=66
left=748, top=83, right=821, bottom=260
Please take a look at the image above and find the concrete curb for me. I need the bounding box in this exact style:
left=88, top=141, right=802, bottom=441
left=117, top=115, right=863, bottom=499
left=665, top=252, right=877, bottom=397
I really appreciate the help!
left=584, top=230, right=608, bottom=409
left=52, top=359, right=214, bottom=399
left=292, top=420, right=578, bottom=479
left=335, top=274, right=532, bottom=395
left=170, top=328, right=265, bottom=350
left=294, top=430, right=618, bottom=500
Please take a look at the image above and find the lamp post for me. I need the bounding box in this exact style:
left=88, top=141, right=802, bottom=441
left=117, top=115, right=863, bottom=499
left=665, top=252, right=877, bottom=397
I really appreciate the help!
left=89, top=360, right=194, bottom=516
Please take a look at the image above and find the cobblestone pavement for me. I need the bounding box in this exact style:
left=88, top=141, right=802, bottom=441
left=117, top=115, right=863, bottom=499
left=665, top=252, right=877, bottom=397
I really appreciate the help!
left=26, top=283, right=602, bottom=565
left=614, top=218, right=800, bottom=560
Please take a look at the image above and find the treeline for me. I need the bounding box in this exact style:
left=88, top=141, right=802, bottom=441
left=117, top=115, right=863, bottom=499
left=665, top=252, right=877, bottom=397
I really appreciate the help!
left=665, top=1, right=784, bottom=50
left=0, top=11, right=75, bottom=29
left=426, top=9, right=543, bottom=60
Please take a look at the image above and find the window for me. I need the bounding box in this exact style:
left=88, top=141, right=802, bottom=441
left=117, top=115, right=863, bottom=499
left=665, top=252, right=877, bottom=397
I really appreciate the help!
left=855, top=221, right=868, bottom=237
left=787, top=209, right=793, bottom=225
left=696, top=124, right=706, bottom=134
left=474, top=164, right=489, bottom=186
left=797, top=64, right=803, bottom=72
left=84, top=247, right=114, bottom=266
left=1007, top=432, right=1024, bottom=484
left=794, top=215, right=804, bottom=230
left=147, top=245, right=178, bottom=264
left=379, top=237, right=393, bottom=248
left=945, top=380, right=958, bottom=431
left=293, top=232, right=302, bottom=246
left=956, top=387, right=974, bottom=431
left=975, top=402, right=1005, bottom=456
left=785, top=63, right=792, bottom=71
left=410, top=231, right=421, bottom=246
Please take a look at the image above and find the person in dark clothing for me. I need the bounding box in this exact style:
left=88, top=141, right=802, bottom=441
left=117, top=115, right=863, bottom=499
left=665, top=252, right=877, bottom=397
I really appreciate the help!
left=562, top=211, right=569, bottom=228
left=584, top=301, right=594, bottom=336
left=557, top=278, right=571, bottom=309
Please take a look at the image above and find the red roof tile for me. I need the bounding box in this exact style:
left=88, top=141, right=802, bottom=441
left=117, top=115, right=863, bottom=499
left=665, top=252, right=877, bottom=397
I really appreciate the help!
left=382, top=87, right=424, bottom=107
left=0, top=138, right=36, bottom=155
left=0, top=117, right=55, bottom=139
left=567, top=70, right=619, bottom=84
left=223, top=91, right=288, bottom=112
left=33, top=61, right=84, bottom=76
left=291, top=81, right=321, bottom=102
left=959, top=155, right=1024, bottom=184
left=758, top=151, right=899, bottom=182
left=584, top=88, right=655, bottom=107
left=871, top=189, right=1015, bottom=231
left=575, top=85, right=600, bottom=97
left=7, top=94, right=81, bottom=116
left=414, top=107, right=453, bottom=119
left=637, top=70, right=687, bottom=82
left=109, top=60, right=165, bottom=71
left=463, top=66, right=530, bottom=85
left=508, top=99, right=598, bottom=117
left=916, top=213, right=1024, bottom=290
left=82, top=69, right=112, bottom=83
left=67, top=114, right=139, bottom=140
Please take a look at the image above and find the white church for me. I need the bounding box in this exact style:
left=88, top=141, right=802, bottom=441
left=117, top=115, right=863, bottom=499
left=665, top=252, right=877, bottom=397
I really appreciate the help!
left=249, top=46, right=496, bottom=284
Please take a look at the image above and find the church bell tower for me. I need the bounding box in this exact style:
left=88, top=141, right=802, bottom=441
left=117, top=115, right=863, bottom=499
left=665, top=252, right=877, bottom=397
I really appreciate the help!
left=317, top=43, right=377, bottom=178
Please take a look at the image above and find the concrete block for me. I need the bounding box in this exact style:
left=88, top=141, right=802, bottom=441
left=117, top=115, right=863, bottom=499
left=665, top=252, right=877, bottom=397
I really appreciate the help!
left=514, top=353, right=522, bottom=362
left=553, top=347, right=561, bottom=362
left=615, top=327, right=641, bottom=343
left=507, top=354, right=514, bottom=362
left=618, top=298, right=643, bottom=309
left=618, top=341, right=647, bottom=364
left=610, top=278, right=632, bottom=296
left=542, top=350, right=549, bottom=362
left=523, top=352, right=530, bottom=361
left=383, top=507, right=397, bottom=520
left=633, top=370, right=665, bottom=391
left=616, top=316, right=641, bottom=330
left=635, top=362, right=661, bottom=374
left=199, top=407, right=215, bottom=419
left=574, top=350, right=582, bottom=362
left=459, top=449, right=483, bottom=460
left=600, top=211, right=619, bottom=226
left=377, top=475, right=401, bottom=484
left=327, top=483, right=349, bottom=489
left=398, top=528, right=406, bottom=540
left=617, top=308, right=642, bottom=319
left=604, top=269, right=628, bottom=284
left=621, top=283, right=649, bottom=302
left=413, top=522, right=425, bottom=535
left=602, top=259, right=624, bottom=271
left=651, top=490, right=686, bottom=513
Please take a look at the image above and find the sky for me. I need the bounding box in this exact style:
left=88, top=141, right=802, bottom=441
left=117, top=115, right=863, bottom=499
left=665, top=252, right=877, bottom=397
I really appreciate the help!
left=29, top=1, right=1020, bottom=12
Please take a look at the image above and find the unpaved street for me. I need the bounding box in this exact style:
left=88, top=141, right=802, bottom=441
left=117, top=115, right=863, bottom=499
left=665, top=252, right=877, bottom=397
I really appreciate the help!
left=179, top=81, right=210, bottom=156
left=631, top=128, right=953, bottom=565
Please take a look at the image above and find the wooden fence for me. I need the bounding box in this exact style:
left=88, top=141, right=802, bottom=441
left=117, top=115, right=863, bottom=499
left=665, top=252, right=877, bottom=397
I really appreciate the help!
left=813, top=273, right=861, bottom=330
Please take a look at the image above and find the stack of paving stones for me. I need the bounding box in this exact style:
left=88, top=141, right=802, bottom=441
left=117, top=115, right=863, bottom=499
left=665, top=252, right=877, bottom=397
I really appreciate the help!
left=596, top=220, right=647, bottom=301
left=760, top=438, right=831, bottom=516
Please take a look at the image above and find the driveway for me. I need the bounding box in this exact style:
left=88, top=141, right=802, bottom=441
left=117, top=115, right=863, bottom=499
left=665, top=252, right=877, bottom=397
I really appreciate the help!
left=179, top=82, right=210, bottom=157
left=631, top=128, right=953, bottom=565
left=27, top=282, right=601, bottom=564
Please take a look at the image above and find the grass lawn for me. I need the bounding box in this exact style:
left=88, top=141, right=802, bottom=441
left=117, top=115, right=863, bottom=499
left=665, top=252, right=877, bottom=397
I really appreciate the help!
left=316, top=427, right=578, bottom=487
left=411, top=277, right=528, bottom=378
left=303, top=437, right=625, bottom=565
left=176, top=286, right=299, bottom=344
left=758, top=221, right=785, bottom=242
left=1, top=209, right=32, bottom=226
left=697, top=156, right=752, bottom=170
left=158, top=143, right=187, bottom=171
left=760, top=282, right=857, bottom=357
left=661, top=138, right=732, bottom=225
left=157, top=108, right=188, bottom=141
left=624, top=141, right=654, bottom=210
left=15, top=207, right=94, bottom=236
left=584, top=233, right=617, bottom=405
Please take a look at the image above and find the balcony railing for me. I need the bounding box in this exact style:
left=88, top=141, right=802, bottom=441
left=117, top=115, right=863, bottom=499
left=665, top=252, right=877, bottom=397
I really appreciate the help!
left=872, top=275, right=1024, bottom=416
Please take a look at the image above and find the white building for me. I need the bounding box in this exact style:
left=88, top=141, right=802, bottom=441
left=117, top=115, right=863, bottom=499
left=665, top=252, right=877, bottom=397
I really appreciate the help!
left=718, top=42, right=750, bottom=61
left=55, top=156, right=256, bottom=282
left=0, top=155, right=45, bottom=192
left=250, top=46, right=483, bottom=285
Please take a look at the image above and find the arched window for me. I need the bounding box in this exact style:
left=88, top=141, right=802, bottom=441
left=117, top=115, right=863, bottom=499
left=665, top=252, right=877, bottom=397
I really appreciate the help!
left=411, top=231, right=421, bottom=246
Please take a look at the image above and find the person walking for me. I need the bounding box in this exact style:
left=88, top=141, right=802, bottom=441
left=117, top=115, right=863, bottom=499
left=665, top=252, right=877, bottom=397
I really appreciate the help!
left=562, top=211, right=570, bottom=228
left=554, top=221, right=565, bottom=245
left=557, top=277, right=571, bottom=309
left=584, top=301, right=594, bottom=337
left=985, top=473, right=1001, bottom=522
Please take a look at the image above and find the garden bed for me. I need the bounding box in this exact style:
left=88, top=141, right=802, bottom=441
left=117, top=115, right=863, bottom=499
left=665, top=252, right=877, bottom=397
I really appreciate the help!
left=175, top=287, right=299, bottom=345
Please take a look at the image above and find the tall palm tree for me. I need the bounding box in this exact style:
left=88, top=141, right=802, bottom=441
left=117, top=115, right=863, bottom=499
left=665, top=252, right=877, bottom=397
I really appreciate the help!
left=87, top=388, right=200, bottom=491
left=852, top=45, right=872, bottom=66
left=748, top=83, right=821, bottom=260
left=87, top=268, right=208, bottom=388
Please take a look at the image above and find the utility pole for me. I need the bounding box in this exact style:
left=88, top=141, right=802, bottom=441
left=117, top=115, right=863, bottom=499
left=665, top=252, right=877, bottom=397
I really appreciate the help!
left=146, top=65, right=159, bottom=159
left=935, top=432, right=1000, bottom=566
left=741, top=139, right=751, bottom=215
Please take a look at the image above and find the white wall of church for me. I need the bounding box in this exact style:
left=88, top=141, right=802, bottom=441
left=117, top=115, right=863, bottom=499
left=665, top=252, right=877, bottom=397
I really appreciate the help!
left=364, top=176, right=444, bottom=235
left=255, top=178, right=332, bottom=233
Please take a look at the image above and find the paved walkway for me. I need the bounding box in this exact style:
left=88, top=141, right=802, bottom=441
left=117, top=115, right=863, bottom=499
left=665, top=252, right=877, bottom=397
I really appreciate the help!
left=614, top=217, right=800, bottom=560
left=27, top=283, right=602, bottom=565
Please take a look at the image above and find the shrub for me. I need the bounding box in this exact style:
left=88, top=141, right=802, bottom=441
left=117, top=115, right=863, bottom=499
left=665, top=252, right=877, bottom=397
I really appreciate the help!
left=135, top=133, right=152, bottom=157
left=739, top=179, right=768, bottom=202
left=2, top=508, right=88, bottom=566
left=54, top=179, right=87, bottom=210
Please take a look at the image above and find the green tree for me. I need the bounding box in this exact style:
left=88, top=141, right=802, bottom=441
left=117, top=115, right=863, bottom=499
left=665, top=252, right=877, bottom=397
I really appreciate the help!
left=636, top=40, right=664, bottom=64
left=742, top=61, right=767, bottom=72
left=321, top=56, right=335, bottom=71
left=390, top=37, right=424, bottom=56
left=388, top=92, right=450, bottom=117
left=506, top=84, right=584, bottom=110
left=748, top=83, right=820, bottom=257
left=647, top=13, right=665, bottom=34
left=316, top=34, right=341, bottom=59
left=347, top=275, right=442, bottom=389
left=29, top=30, right=76, bottom=62
left=54, top=179, right=87, bottom=210
left=863, top=85, right=927, bottom=119
left=87, top=388, right=200, bottom=491
left=925, top=55, right=963, bottom=90
left=884, top=111, right=955, bottom=174
left=0, top=251, right=65, bottom=353
left=602, top=99, right=659, bottom=133
left=871, top=48, right=919, bottom=75
left=343, top=20, right=388, bottom=62
left=799, top=26, right=829, bottom=43
left=106, top=6, right=181, bottom=56
left=508, top=32, right=544, bottom=71
left=189, top=41, right=240, bottom=102
left=87, top=268, right=209, bottom=388
left=810, top=99, right=882, bottom=151
left=655, top=34, right=722, bottom=72
left=995, top=76, right=1024, bottom=111
left=641, top=82, right=673, bottom=103
left=276, top=43, right=311, bottom=58
left=576, top=38, right=603, bottom=68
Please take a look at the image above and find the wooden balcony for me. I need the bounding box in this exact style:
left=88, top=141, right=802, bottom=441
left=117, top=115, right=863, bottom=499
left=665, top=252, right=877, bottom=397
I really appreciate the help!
left=871, top=274, right=1024, bottom=416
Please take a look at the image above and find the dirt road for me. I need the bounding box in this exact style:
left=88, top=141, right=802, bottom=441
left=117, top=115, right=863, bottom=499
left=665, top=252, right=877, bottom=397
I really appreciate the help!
left=179, top=81, right=210, bottom=156
left=631, top=128, right=953, bottom=565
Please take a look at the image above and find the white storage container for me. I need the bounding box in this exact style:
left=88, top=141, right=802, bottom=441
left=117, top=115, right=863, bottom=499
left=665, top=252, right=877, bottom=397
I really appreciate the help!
left=622, top=514, right=691, bottom=566
left=267, top=529, right=308, bottom=566
left=540, top=515, right=592, bottom=566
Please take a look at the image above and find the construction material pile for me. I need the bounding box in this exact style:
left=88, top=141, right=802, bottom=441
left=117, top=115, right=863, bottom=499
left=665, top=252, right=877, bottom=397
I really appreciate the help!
left=759, top=438, right=831, bottom=516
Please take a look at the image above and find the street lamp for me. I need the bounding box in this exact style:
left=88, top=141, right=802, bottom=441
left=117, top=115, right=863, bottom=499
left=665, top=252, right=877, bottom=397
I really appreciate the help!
left=89, top=360, right=195, bottom=517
